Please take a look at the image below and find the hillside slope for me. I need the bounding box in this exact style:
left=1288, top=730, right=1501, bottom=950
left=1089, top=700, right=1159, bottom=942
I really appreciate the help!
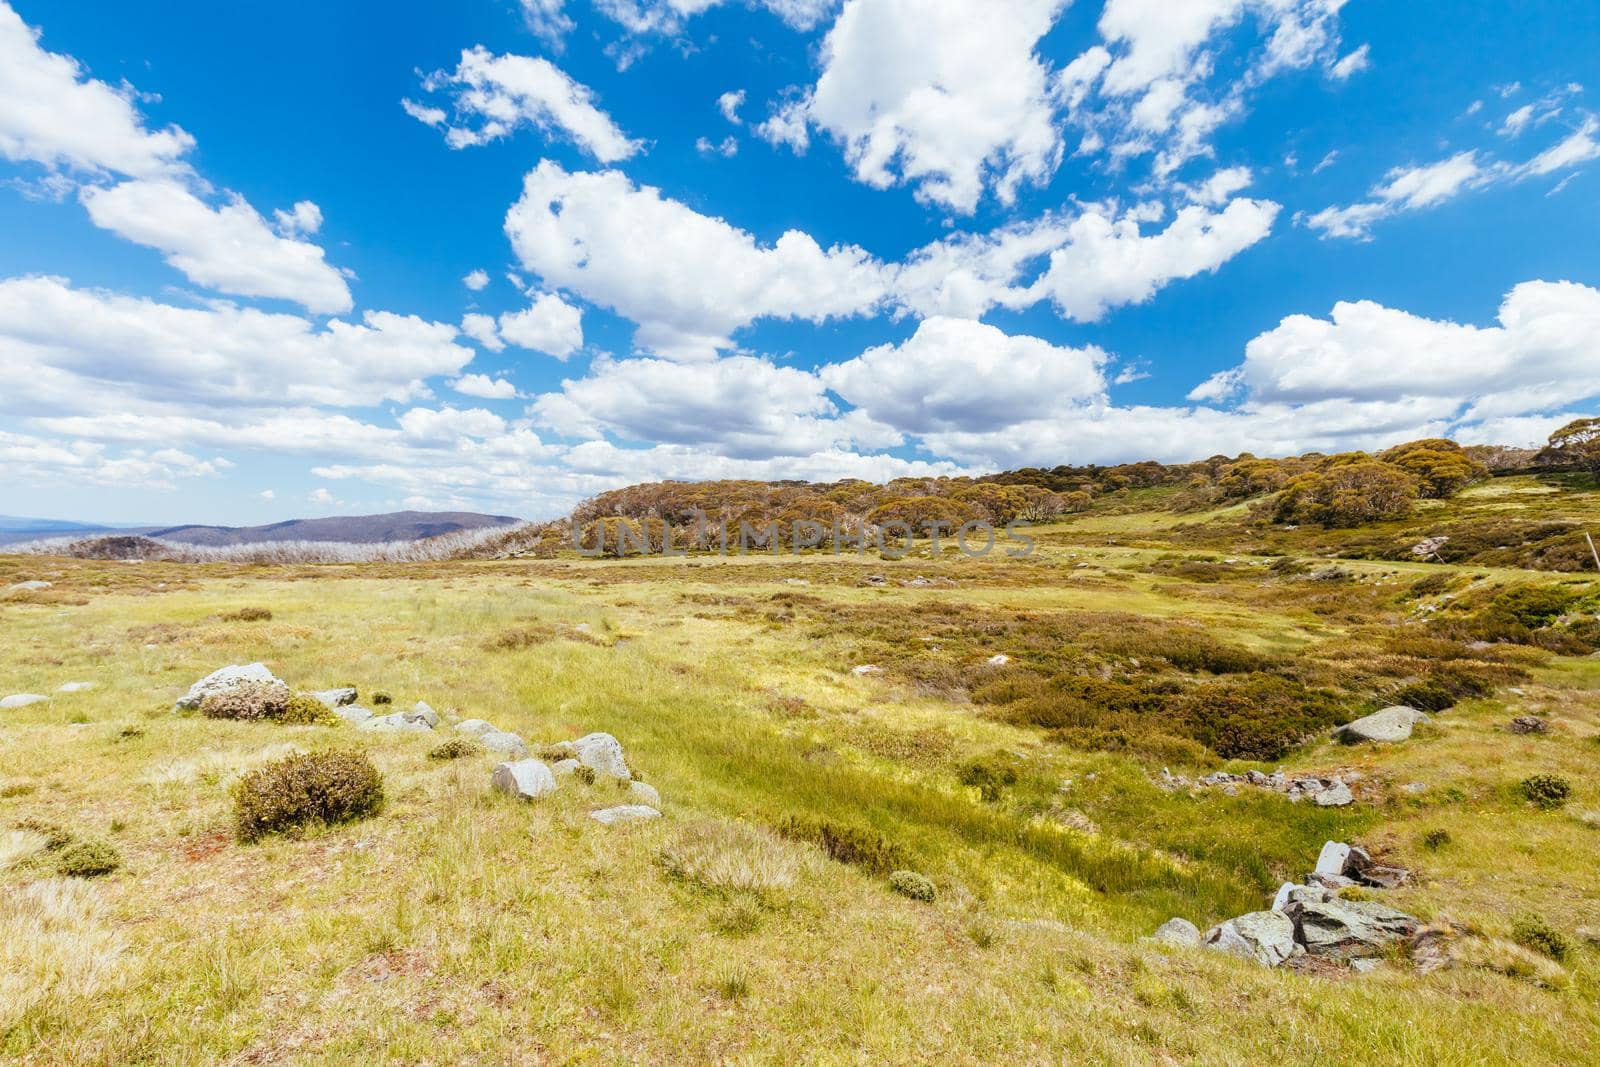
left=148, top=510, right=522, bottom=546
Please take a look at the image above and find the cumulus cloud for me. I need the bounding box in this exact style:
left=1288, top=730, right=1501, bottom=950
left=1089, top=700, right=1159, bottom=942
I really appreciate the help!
left=451, top=373, right=519, bottom=399
left=1192, top=279, right=1600, bottom=422
left=820, top=317, right=1107, bottom=433
left=717, top=89, right=746, bottom=124
left=80, top=180, right=353, bottom=314
left=1328, top=43, right=1370, bottom=80
left=504, top=162, right=889, bottom=358
left=594, top=1, right=839, bottom=37
left=497, top=292, right=585, bottom=359
left=781, top=0, right=1069, bottom=212
left=0, top=2, right=194, bottom=178
left=0, top=275, right=471, bottom=412
left=0, top=428, right=225, bottom=491
left=463, top=269, right=491, bottom=291
left=895, top=197, right=1279, bottom=321
left=519, top=0, right=575, bottom=46
left=407, top=46, right=641, bottom=162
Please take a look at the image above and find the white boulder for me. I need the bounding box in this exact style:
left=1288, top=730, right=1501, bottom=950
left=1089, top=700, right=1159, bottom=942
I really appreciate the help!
left=480, top=730, right=530, bottom=759
left=492, top=759, right=557, bottom=800
left=455, top=719, right=498, bottom=738
left=590, top=804, right=660, bottom=826
left=556, top=732, right=631, bottom=780
left=176, top=663, right=284, bottom=711
left=361, top=712, right=432, bottom=733
left=333, top=705, right=373, bottom=725
left=309, top=688, right=357, bottom=708
left=629, top=781, right=662, bottom=807
left=1149, top=918, right=1202, bottom=948
left=57, top=681, right=95, bottom=693
left=1, top=694, right=49, bottom=709
left=1204, top=911, right=1298, bottom=967
left=409, top=701, right=440, bottom=727
left=1334, top=705, right=1429, bottom=744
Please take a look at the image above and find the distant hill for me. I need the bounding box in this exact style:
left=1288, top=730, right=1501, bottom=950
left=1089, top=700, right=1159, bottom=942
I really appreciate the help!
left=0, top=516, right=152, bottom=547
left=146, top=511, right=523, bottom=546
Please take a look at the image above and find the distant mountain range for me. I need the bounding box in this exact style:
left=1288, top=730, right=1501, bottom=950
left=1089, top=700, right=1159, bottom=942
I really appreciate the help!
left=0, top=511, right=522, bottom=547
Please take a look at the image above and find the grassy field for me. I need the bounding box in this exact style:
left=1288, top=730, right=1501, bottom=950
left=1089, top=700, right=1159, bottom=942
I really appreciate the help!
left=3, top=475, right=1599, bottom=1063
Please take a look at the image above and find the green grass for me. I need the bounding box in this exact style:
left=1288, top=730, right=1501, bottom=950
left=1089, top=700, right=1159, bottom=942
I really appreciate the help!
left=2, top=493, right=1600, bottom=1062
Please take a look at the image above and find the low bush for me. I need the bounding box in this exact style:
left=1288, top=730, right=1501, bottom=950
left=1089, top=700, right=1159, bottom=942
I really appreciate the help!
left=371, top=691, right=393, bottom=706
left=1519, top=774, right=1573, bottom=810
left=233, top=750, right=384, bottom=842
left=54, top=838, right=120, bottom=878
left=888, top=870, right=937, bottom=902
left=1512, top=914, right=1572, bottom=962
left=200, top=680, right=288, bottom=721
left=1172, top=675, right=1345, bottom=761
left=774, top=814, right=910, bottom=875
left=428, top=738, right=481, bottom=761
left=956, top=752, right=1021, bottom=801
left=221, top=606, right=272, bottom=622
left=1422, top=828, right=1452, bottom=850
left=278, top=694, right=337, bottom=726
left=1394, top=679, right=1457, bottom=712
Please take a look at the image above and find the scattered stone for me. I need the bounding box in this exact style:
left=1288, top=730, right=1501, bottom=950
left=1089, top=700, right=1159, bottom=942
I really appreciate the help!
left=1509, top=716, right=1549, bottom=735
left=629, top=780, right=661, bottom=806
left=1403, top=782, right=1428, bottom=794
left=361, top=712, right=433, bottom=733
left=1283, top=891, right=1420, bottom=959
left=1333, top=705, right=1429, bottom=744
left=1308, top=565, right=1351, bottom=581
left=1575, top=926, right=1600, bottom=947
left=1, top=694, right=48, bottom=709
left=1149, top=918, right=1202, bottom=948
left=589, top=804, right=660, bottom=825
left=986, top=654, right=1011, bottom=667
left=783, top=578, right=810, bottom=586
left=553, top=732, right=631, bottom=780
left=1204, top=911, right=1299, bottom=967
left=1361, top=865, right=1411, bottom=890
left=491, top=759, right=557, bottom=800
left=1350, top=958, right=1385, bottom=974
left=1409, top=924, right=1459, bottom=975
left=551, top=758, right=581, bottom=777
left=861, top=574, right=887, bottom=587
left=309, top=688, right=357, bottom=708
left=175, top=663, right=286, bottom=711
left=1314, top=780, right=1354, bottom=807
left=56, top=682, right=95, bottom=693
left=1307, top=872, right=1359, bottom=890
left=404, top=702, right=439, bottom=728
left=454, top=719, right=498, bottom=738
left=1272, top=882, right=1302, bottom=913
left=851, top=664, right=883, bottom=676
left=1314, top=841, right=1352, bottom=877
left=333, top=705, right=373, bottom=725
left=479, top=730, right=529, bottom=759
left=8, top=580, right=53, bottom=591
left=1411, top=536, right=1450, bottom=559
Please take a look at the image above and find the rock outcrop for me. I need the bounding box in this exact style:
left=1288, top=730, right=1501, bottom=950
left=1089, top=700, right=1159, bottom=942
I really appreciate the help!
left=1204, top=911, right=1299, bottom=966
left=1334, top=705, right=1429, bottom=744
left=176, top=663, right=284, bottom=710
left=491, top=759, right=557, bottom=800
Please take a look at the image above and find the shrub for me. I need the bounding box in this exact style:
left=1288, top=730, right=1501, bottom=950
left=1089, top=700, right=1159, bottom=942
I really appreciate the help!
left=54, top=838, right=120, bottom=878
left=1270, top=460, right=1419, bottom=527
left=888, top=870, right=937, bottom=903
left=574, top=765, right=597, bottom=786
left=957, top=752, right=1021, bottom=802
left=774, top=814, right=910, bottom=875
left=1172, top=675, right=1343, bottom=761
left=278, top=694, right=337, bottom=726
left=200, top=680, right=288, bottom=721
left=371, top=691, right=393, bottom=705
left=1493, top=586, right=1579, bottom=629
left=221, top=606, right=272, bottom=622
left=1409, top=573, right=1454, bottom=598
left=1512, top=915, right=1572, bottom=961
left=1519, top=774, right=1573, bottom=810
left=428, top=738, right=481, bottom=761
left=1394, top=679, right=1457, bottom=712
left=1422, top=828, right=1452, bottom=850
left=232, top=750, right=384, bottom=842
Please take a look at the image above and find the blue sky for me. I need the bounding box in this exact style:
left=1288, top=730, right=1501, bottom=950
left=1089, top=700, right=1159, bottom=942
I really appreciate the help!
left=1, top=0, right=1597, bottom=525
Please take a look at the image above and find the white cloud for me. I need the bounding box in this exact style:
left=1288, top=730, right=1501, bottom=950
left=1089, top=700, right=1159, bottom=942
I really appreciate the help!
left=1329, top=43, right=1370, bottom=80
left=1065, top=0, right=1351, bottom=180
left=505, top=162, right=888, bottom=358
left=0, top=429, right=225, bottom=491
left=309, top=487, right=333, bottom=504
left=0, top=2, right=194, bottom=178
left=80, top=180, right=352, bottom=313
left=1511, top=116, right=1600, bottom=178
left=895, top=197, right=1279, bottom=322
left=754, top=98, right=811, bottom=152
left=718, top=89, right=746, bottom=124
left=820, top=317, right=1107, bottom=433
left=1192, top=279, right=1600, bottom=422
left=463, top=269, right=491, bottom=291
left=1175, top=165, right=1253, bottom=206
left=519, top=0, right=575, bottom=45
left=407, top=46, right=640, bottom=162
left=793, top=0, right=1068, bottom=212
left=497, top=292, right=585, bottom=359
left=451, top=373, right=519, bottom=400
left=594, top=1, right=839, bottom=37
left=460, top=313, right=505, bottom=352
left=0, top=275, right=471, bottom=412
left=1501, top=104, right=1536, bottom=138
left=696, top=135, right=739, bottom=157
left=273, top=200, right=322, bottom=237
left=259, top=489, right=276, bottom=500
left=1306, top=151, right=1483, bottom=239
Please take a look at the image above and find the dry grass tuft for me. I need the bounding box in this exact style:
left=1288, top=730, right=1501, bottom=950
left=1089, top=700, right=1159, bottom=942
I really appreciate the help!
left=0, top=879, right=126, bottom=1032
left=659, top=819, right=815, bottom=899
